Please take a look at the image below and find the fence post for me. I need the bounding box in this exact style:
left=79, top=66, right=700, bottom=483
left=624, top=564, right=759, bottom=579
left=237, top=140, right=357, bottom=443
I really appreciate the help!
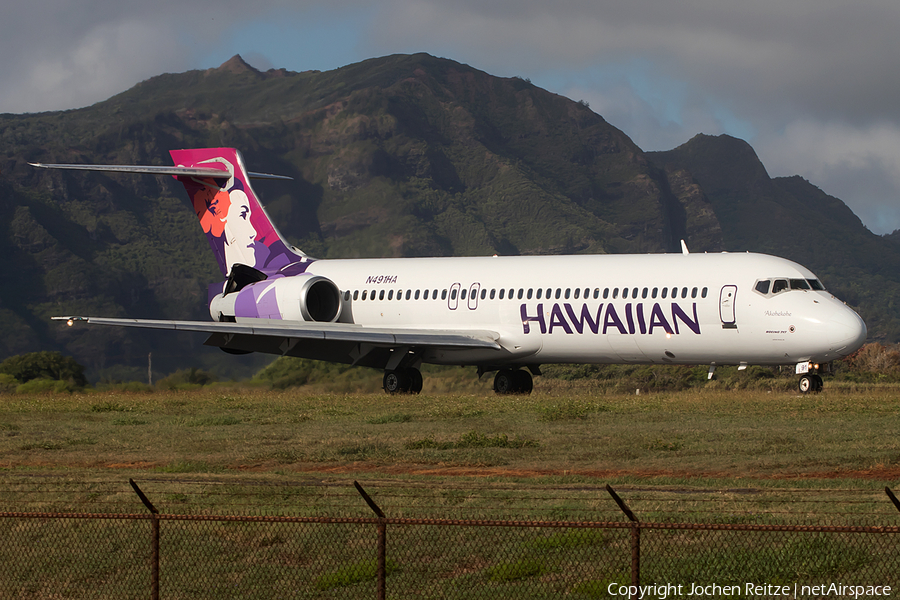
left=606, top=484, right=640, bottom=600
left=130, top=479, right=160, bottom=600
left=354, top=481, right=387, bottom=600
left=887, top=487, right=900, bottom=514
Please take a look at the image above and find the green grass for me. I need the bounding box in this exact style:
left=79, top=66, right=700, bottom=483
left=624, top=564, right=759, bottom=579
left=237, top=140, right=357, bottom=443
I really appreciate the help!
left=2, top=385, right=900, bottom=482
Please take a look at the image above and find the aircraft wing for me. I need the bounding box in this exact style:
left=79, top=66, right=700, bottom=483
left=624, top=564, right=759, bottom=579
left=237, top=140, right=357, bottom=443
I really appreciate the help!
left=53, top=316, right=502, bottom=364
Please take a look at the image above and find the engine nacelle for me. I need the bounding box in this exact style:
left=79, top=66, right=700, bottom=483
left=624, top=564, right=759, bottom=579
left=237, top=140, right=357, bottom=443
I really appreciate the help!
left=209, top=274, right=343, bottom=323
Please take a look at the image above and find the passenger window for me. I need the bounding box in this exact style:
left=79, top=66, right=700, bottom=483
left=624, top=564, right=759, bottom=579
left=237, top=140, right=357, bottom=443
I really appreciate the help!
left=772, top=280, right=788, bottom=294
left=362, top=290, right=368, bottom=301
left=546, top=288, right=552, bottom=299
left=518, top=289, right=524, bottom=300
left=423, top=289, right=429, bottom=300
left=585, top=288, right=590, bottom=299
left=790, top=279, right=811, bottom=290
left=353, top=290, right=359, bottom=301
left=661, top=287, right=668, bottom=299
left=564, top=288, right=571, bottom=299
left=388, top=290, right=394, bottom=300
left=613, top=288, right=619, bottom=299
left=481, top=289, right=486, bottom=300
left=702, top=287, right=708, bottom=298
left=509, top=289, right=514, bottom=299
left=442, top=289, right=448, bottom=300
left=632, top=287, right=639, bottom=298
left=499, top=289, right=505, bottom=300
left=603, top=288, right=609, bottom=299
left=414, top=290, right=420, bottom=300
left=451, top=289, right=458, bottom=300
left=536, top=288, right=542, bottom=300
left=681, top=287, right=688, bottom=299
left=460, top=289, right=466, bottom=300
left=555, top=289, right=561, bottom=299
left=622, top=288, right=629, bottom=299
left=574, top=288, right=580, bottom=300
left=379, top=290, right=385, bottom=300
left=651, top=287, right=658, bottom=299
left=490, top=289, right=496, bottom=299
left=755, top=280, right=771, bottom=294
left=406, top=290, right=411, bottom=300
left=691, top=287, right=697, bottom=298
left=527, top=289, right=533, bottom=300
left=642, top=287, right=649, bottom=299
left=594, top=288, right=600, bottom=299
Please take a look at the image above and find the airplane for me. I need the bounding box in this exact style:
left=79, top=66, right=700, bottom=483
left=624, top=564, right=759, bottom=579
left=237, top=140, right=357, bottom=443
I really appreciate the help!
left=32, top=147, right=867, bottom=395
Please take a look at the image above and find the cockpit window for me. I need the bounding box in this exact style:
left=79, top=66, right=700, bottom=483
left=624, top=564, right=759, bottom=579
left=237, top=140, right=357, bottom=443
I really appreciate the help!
left=808, top=279, right=825, bottom=291
left=755, top=280, right=771, bottom=294
left=790, top=279, right=811, bottom=290
left=772, top=279, right=788, bottom=294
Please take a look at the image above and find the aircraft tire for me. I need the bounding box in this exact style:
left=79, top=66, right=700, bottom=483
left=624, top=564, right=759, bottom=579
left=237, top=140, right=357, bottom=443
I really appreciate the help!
left=407, top=368, right=423, bottom=394
left=798, top=375, right=813, bottom=394
left=813, top=374, right=824, bottom=392
left=383, top=370, right=410, bottom=394
left=493, top=370, right=516, bottom=394
left=514, top=369, right=533, bottom=394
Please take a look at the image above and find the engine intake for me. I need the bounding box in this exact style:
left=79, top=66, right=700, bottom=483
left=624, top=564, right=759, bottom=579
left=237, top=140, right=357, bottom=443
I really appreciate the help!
left=298, top=276, right=342, bottom=322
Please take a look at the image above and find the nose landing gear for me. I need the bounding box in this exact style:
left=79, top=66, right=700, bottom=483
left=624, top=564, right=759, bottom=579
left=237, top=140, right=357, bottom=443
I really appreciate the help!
left=798, top=373, right=824, bottom=393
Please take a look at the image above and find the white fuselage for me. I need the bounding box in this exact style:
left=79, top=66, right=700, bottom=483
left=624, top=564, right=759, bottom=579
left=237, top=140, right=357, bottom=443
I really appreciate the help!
left=266, top=251, right=867, bottom=368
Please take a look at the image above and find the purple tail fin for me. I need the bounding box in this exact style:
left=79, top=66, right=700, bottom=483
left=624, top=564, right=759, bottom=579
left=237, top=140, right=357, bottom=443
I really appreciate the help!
left=169, top=148, right=306, bottom=277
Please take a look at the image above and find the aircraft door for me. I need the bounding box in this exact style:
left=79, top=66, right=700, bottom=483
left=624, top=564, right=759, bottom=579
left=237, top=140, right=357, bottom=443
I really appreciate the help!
left=448, top=283, right=461, bottom=310
left=467, top=283, right=481, bottom=310
left=719, top=285, right=737, bottom=328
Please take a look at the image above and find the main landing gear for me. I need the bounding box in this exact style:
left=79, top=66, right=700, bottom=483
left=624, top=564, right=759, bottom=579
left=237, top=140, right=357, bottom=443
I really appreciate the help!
left=383, top=368, right=423, bottom=394
left=493, top=369, right=533, bottom=395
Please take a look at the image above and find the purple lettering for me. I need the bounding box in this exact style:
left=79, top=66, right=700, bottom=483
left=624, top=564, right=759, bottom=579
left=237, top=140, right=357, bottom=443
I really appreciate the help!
left=648, top=303, right=674, bottom=335
left=637, top=303, right=647, bottom=334
left=564, top=303, right=603, bottom=334
left=672, top=303, right=701, bottom=335
left=549, top=304, right=573, bottom=334
left=603, top=304, right=627, bottom=335
left=625, top=303, right=636, bottom=334
left=521, top=303, right=546, bottom=334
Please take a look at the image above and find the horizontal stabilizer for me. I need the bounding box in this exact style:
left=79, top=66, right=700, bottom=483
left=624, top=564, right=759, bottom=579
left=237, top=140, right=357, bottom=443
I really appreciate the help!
left=29, top=162, right=292, bottom=180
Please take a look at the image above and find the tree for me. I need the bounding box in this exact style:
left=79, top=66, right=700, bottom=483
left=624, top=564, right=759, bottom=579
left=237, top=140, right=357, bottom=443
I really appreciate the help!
left=0, top=351, right=88, bottom=387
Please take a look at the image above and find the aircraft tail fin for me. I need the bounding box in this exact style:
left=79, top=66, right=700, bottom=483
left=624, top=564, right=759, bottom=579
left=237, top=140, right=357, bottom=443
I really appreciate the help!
left=169, top=148, right=307, bottom=277
left=31, top=149, right=309, bottom=278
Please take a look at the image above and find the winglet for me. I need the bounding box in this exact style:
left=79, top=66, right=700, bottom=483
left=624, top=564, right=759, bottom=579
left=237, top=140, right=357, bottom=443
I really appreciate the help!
left=680, top=239, right=690, bottom=255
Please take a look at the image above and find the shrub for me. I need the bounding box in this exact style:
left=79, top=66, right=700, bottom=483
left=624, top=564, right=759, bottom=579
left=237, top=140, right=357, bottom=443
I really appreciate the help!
left=0, top=351, right=87, bottom=388
left=156, top=368, right=216, bottom=390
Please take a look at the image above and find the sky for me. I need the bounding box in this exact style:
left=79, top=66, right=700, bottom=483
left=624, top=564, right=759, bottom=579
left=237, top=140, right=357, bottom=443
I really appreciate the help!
left=3, top=0, right=900, bottom=234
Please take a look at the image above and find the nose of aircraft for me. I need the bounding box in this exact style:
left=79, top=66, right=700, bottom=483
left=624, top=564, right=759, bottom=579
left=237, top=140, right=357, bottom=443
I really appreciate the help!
left=827, top=305, right=867, bottom=356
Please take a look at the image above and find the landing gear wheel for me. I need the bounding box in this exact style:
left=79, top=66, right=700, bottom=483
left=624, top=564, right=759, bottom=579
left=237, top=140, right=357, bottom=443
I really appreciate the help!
left=798, top=374, right=823, bottom=394
left=383, top=370, right=410, bottom=394
left=514, top=369, right=533, bottom=394
left=493, top=370, right=516, bottom=394
left=493, top=369, right=534, bottom=395
left=407, top=368, right=423, bottom=394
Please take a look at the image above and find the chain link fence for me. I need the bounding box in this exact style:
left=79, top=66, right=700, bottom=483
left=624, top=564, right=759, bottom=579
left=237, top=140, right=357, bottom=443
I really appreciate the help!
left=1, top=476, right=898, bottom=599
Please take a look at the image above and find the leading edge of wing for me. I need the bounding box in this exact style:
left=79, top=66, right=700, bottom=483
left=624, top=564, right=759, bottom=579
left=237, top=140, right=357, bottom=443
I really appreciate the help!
left=52, top=316, right=501, bottom=350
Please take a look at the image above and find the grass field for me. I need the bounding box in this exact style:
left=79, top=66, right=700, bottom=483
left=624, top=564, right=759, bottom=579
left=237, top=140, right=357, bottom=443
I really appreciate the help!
left=2, top=384, right=899, bottom=598
left=1, top=383, right=898, bottom=513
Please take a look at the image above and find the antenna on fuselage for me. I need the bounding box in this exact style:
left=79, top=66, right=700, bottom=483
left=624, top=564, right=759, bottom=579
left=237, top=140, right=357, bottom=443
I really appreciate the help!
left=680, top=239, right=690, bottom=255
